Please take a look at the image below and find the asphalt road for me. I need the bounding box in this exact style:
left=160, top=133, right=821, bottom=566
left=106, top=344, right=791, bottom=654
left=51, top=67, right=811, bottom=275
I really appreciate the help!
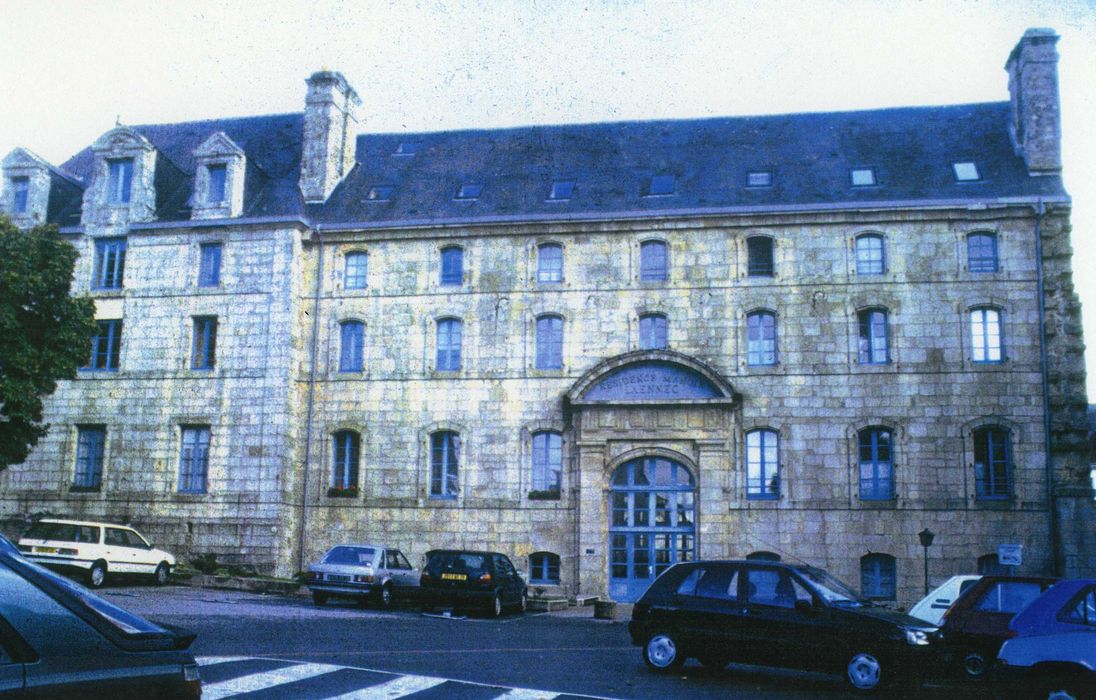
left=100, top=583, right=980, bottom=700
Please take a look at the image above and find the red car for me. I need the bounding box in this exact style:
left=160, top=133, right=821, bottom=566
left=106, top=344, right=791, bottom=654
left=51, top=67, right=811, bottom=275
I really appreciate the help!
left=939, top=575, right=1057, bottom=679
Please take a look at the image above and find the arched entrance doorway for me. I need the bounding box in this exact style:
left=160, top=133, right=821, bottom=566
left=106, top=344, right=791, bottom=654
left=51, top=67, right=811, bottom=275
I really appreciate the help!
left=609, top=455, right=695, bottom=602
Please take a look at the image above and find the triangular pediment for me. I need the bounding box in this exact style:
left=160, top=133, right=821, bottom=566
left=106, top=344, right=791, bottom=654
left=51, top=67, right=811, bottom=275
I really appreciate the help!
left=2, top=147, right=52, bottom=170
left=195, top=131, right=244, bottom=159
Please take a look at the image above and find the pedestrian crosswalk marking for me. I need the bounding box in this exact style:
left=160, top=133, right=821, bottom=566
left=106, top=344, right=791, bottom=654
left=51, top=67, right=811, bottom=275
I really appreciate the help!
left=201, top=661, right=344, bottom=700
left=324, top=674, right=447, bottom=699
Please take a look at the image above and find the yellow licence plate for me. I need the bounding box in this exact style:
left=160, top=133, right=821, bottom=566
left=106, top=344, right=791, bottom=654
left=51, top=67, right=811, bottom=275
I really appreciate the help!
left=440, top=573, right=467, bottom=581
left=36, top=546, right=57, bottom=554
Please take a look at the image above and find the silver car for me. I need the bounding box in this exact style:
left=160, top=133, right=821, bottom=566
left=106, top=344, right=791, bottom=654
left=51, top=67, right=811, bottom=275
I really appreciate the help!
left=306, top=544, right=418, bottom=608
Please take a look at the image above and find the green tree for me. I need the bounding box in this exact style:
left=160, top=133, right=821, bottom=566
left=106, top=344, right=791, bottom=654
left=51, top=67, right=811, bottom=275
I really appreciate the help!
left=0, top=215, right=97, bottom=471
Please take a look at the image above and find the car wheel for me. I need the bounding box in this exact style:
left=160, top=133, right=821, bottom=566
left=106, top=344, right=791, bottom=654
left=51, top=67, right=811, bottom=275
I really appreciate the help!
left=516, top=590, right=527, bottom=614
left=846, top=651, right=883, bottom=691
left=88, top=561, right=107, bottom=589
left=962, top=649, right=989, bottom=679
left=643, top=632, right=685, bottom=672
left=154, top=562, right=170, bottom=586
left=378, top=583, right=393, bottom=608
left=1042, top=676, right=1087, bottom=700
left=488, top=593, right=502, bottom=618
left=312, top=592, right=328, bottom=606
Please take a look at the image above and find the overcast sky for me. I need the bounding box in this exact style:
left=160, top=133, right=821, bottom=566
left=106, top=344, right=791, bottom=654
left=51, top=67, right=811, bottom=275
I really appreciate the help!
left=2, top=0, right=1094, bottom=392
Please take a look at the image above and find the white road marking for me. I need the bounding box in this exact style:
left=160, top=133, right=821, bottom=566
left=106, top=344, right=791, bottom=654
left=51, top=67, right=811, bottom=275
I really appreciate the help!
left=494, top=689, right=560, bottom=699
left=195, top=656, right=251, bottom=666
left=201, top=661, right=343, bottom=700
left=323, top=674, right=447, bottom=698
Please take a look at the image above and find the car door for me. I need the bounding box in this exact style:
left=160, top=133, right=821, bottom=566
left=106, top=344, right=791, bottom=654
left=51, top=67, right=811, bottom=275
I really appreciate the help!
left=387, top=550, right=417, bottom=590
left=739, top=566, right=821, bottom=670
left=673, top=563, right=750, bottom=663
left=123, top=530, right=157, bottom=573
left=494, top=555, right=524, bottom=604
left=104, top=528, right=135, bottom=573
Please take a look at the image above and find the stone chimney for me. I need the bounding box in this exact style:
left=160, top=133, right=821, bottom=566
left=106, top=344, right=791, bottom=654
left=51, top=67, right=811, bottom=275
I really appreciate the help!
left=299, top=71, right=361, bottom=203
left=1006, top=28, right=1062, bottom=175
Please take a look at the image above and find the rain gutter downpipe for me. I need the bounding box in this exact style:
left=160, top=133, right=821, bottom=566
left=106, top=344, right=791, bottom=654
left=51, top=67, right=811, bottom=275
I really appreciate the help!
left=297, top=224, right=324, bottom=573
left=1034, top=199, right=1060, bottom=576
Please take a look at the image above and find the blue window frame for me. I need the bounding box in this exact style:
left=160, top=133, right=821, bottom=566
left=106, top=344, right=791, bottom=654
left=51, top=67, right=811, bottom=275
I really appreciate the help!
left=974, top=426, right=1011, bottom=499
left=530, top=552, right=561, bottom=584
left=746, top=429, right=779, bottom=499
left=331, top=430, right=360, bottom=490
left=178, top=425, right=210, bottom=493
left=339, top=321, right=364, bottom=372
left=532, top=431, right=562, bottom=492
left=207, top=164, right=227, bottom=204
left=198, top=242, right=222, bottom=287
left=93, top=237, right=126, bottom=289
left=436, top=318, right=462, bottom=371
left=344, top=251, right=368, bottom=289
left=856, top=234, right=885, bottom=275
left=11, top=177, right=29, bottom=213
left=971, top=307, right=1003, bottom=363
left=747, top=236, right=774, bottom=277
left=746, top=311, right=777, bottom=366
left=107, top=158, right=133, bottom=204
left=430, top=430, right=459, bottom=499
left=639, top=240, right=667, bottom=282
left=860, top=554, right=896, bottom=600
left=639, top=313, right=668, bottom=350
left=535, top=315, right=563, bottom=369
left=857, top=308, right=889, bottom=364
left=74, top=426, right=106, bottom=489
left=440, top=246, right=463, bottom=286
left=967, top=233, right=998, bottom=273
left=85, top=319, right=122, bottom=371
left=537, top=243, right=563, bottom=284
left=858, top=427, right=894, bottom=500
left=191, top=316, right=217, bottom=370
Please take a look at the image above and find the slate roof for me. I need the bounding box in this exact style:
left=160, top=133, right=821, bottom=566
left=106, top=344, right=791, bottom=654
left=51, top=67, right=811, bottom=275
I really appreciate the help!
left=46, top=101, right=1067, bottom=228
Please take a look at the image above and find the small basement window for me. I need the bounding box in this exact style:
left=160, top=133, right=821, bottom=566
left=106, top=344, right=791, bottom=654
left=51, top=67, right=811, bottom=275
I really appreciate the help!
left=647, top=174, right=675, bottom=196
left=455, top=183, right=483, bottom=200
left=850, top=168, right=876, bottom=187
left=367, top=185, right=393, bottom=201
left=746, top=171, right=772, bottom=188
left=548, top=180, right=575, bottom=200
left=953, top=162, right=981, bottom=181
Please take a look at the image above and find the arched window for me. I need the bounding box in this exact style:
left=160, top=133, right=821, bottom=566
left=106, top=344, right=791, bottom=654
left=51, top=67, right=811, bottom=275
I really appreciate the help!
left=440, top=246, right=463, bottom=286
left=857, top=307, right=889, bottom=364
left=339, top=321, right=364, bottom=372
left=858, top=427, right=894, bottom=500
left=638, top=313, right=668, bottom=350
left=537, top=243, right=563, bottom=284
left=973, top=426, right=1011, bottom=499
left=746, top=551, right=781, bottom=562
left=977, top=553, right=1008, bottom=575
left=746, top=429, right=780, bottom=499
left=344, top=251, right=368, bottom=289
left=531, top=431, right=562, bottom=494
left=971, top=307, right=1003, bottom=363
left=639, top=240, right=668, bottom=281
left=530, top=552, right=561, bottom=584
left=855, top=233, right=885, bottom=275
left=967, top=232, right=998, bottom=273
left=436, top=318, right=462, bottom=371
left=535, top=315, right=563, bottom=369
left=860, top=553, right=896, bottom=600
left=430, top=430, right=459, bottom=499
left=331, top=430, right=360, bottom=491
left=746, top=311, right=777, bottom=366
left=746, top=236, right=774, bottom=277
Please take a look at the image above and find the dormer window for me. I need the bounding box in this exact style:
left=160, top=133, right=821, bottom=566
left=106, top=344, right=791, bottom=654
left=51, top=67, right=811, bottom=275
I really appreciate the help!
left=456, top=183, right=482, bottom=200
left=207, top=164, right=227, bottom=204
left=11, top=177, right=28, bottom=213
left=953, top=161, right=981, bottom=181
left=647, top=174, right=675, bottom=196
left=850, top=168, right=876, bottom=187
left=548, top=181, right=575, bottom=201
left=108, top=158, right=133, bottom=204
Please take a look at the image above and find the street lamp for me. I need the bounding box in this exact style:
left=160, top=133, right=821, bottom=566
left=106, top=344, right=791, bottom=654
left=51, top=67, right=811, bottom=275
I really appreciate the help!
left=918, top=528, right=935, bottom=596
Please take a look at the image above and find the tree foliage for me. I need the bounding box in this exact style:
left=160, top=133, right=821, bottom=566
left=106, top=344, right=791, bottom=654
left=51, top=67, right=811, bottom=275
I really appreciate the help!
left=0, top=216, right=97, bottom=471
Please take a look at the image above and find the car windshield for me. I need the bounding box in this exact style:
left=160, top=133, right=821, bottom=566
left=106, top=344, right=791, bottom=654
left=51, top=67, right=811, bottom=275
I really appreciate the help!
left=799, top=567, right=865, bottom=606
left=322, top=546, right=374, bottom=565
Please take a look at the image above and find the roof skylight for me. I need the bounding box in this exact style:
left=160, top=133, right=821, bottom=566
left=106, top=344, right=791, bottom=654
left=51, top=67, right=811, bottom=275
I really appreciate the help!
left=367, top=185, right=393, bottom=201
left=549, top=180, right=575, bottom=200
left=953, top=162, right=981, bottom=181
left=850, top=168, right=876, bottom=187
left=394, top=142, right=419, bottom=156
left=455, top=183, right=483, bottom=200
left=647, top=174, right=675, bottom=196
left=747, top=171, right=773, bottom=188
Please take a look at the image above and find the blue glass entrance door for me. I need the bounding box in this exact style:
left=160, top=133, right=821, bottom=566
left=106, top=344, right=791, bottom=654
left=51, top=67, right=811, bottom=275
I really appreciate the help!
left=609, top=456, right=696, bottom=602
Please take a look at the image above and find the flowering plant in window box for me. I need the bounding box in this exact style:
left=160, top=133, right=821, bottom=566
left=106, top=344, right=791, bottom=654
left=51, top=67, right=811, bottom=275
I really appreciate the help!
left=326, top=485, right=359, bottom=498
left=527, top=488, right=561, bottom=501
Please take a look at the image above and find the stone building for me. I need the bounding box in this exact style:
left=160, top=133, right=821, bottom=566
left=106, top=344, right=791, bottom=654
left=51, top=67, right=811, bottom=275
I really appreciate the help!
left=2, top=29, right=1092, bottom=605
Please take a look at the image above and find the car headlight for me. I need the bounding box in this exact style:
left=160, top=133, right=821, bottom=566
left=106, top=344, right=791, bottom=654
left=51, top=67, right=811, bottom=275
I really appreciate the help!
left=904, top=629, right=931, bottom=646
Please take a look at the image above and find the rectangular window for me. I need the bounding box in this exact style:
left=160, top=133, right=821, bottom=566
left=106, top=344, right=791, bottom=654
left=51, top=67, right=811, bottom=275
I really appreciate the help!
left=746, top=429, right=779, bottom=499
left=967, top=233, right=998, bottom=273
left=746, top=312, right=777, bottom=366
left=537, top=244, right=563, bottom=284
left=198, top=243, right=222, bottom=287
left=430, top=431, right=459, bottom=498
left=344, top=252, right=368, bottom=289
left=857, top=309, right=889, bottom=364
left=746, top=171, right=772, bottom=188
left=11, top=177, right=29, bottom=213
left=850, top=168, right=876, bottom=187
left=530, top=552, right=561, bottom=584
left=639, top=314, right=668, bottom=350
left=548, top=181, right=575, bottom=200
left=107, top=158, right=133, bottom=204
left=855, top=235, right=885, bottom=275
left=191, top=316, right=217, bottom=370
left=639, top=240, right=668, bottom=282
left=93, top=237, right=126, bottom=289
left=953, top=162, right=981, bottom=181
left=436, top=318, right=462, bottom=371
left=858, top=428, right=894, bottom=500
left=746, top=237, right=774, bottom=277
left=85, top=320, right=122, bottom=371
left=974, top=427, right=1011, bottom=499
left=647, top=174, right=675, bottom=196
left=532, top=432, right=562, bottom=492
left=440, top=247, right=463, bottom=286
left=207, top=164, right=227, bottom=204
left=178, top=426, right=210, bottom=493
left=331, top=431, right=360, bottom=490
left=971, top=308, right=1003, bottom=363
left=74, top=426, right=106, bottom=489
left=339, top=321, right=364, bottom=372
left=861, top=555, right=896, bottom=600
left=455, top=183, right=482, bottom=200
left=535, top=315, right=563, bottom=369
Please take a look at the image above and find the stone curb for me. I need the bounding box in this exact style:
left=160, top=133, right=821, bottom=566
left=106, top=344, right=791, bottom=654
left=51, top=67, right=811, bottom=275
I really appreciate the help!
left=171, top=573, right=302, bottom=595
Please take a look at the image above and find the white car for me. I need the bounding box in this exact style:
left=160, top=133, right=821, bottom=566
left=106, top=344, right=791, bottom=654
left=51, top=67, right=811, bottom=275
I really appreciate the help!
left=18, top=518, right=176, bottom=588
left=908, top=574, right=981, bottom=626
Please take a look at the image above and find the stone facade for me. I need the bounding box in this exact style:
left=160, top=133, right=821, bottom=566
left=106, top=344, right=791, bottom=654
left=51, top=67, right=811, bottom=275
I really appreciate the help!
left=1, top=31, right=1092, bottom=607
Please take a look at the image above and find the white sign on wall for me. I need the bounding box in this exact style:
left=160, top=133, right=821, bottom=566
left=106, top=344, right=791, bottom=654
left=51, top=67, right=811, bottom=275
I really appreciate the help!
left=998, top=544, right=1023, bottom=567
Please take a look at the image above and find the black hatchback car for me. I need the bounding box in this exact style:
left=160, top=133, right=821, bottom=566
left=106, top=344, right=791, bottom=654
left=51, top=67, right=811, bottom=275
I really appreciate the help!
left=629, top=560, right=938, bottom=692
left=419, top=550, right=527, bottom=617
